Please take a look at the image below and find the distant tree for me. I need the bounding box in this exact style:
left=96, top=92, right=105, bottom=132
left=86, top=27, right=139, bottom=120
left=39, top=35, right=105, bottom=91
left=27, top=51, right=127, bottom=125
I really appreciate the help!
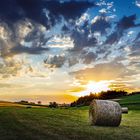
left=131, top=91, right=140, bottom=95
left=70, top=101, right=76, bottom=107
left=37, top=101, right=42, bottom=105
left=17, top=100, right=36, bottom=105
left=19, top=100, right=29, bottom=105
left=29, top=102, right=35, bottom=105
left=49, top=102, right=58, bottom=108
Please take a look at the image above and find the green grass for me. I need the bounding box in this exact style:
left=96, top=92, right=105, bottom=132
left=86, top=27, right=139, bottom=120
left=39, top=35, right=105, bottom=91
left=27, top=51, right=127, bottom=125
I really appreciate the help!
left=0, top=107, right=139, bottom=140
left=118, top=94, right=140, bottom=104
left=0, top=94, right=140, bottom=140
left=118, top=94, right=140, bottom=110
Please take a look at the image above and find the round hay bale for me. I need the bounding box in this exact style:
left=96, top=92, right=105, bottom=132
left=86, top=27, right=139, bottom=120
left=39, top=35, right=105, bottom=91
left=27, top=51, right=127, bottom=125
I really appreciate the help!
left=26, top=105, right=32, bottom=109
left=89, top=100, right=122, bottom=126
left=121, top=107, right=128, bottom=114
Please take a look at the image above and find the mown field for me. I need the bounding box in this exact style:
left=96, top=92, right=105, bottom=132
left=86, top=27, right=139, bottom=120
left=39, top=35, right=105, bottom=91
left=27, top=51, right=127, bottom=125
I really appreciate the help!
left=0, top=94, right=140, bottom=140
left=118, top=94, right=140, bottom=110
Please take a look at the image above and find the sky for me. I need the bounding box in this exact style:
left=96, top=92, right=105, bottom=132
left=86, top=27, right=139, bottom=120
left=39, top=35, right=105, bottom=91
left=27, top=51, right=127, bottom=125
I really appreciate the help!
left=0, top=0, right=140, bottom=104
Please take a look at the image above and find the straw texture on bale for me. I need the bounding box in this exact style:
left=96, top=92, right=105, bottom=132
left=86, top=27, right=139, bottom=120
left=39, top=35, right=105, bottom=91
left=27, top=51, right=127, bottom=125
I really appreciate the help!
left=89, top=100, right=122, bottom=126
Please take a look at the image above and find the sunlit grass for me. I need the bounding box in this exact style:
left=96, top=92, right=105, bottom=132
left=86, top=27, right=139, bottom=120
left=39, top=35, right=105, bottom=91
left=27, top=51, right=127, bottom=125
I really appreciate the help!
left=0, top=106, right=140, bottom=140
left=0, top=94, right=140, bottom=140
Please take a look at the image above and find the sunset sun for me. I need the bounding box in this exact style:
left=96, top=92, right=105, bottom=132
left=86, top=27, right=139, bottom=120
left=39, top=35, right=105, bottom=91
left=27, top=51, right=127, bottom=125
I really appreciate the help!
left=74, top=81, right=111, bottom=97
left=87, top=81, right=111, bottom=93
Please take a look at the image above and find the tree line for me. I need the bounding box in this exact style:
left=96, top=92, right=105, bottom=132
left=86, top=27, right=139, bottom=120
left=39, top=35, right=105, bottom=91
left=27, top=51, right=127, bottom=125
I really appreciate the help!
left=15, top=90, right=140, bottom=108
left=70, top=90, right=128, bottom=107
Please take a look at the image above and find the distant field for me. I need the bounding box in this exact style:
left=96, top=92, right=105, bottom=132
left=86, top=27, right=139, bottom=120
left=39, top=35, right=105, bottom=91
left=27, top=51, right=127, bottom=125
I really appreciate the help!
left=0, top=94, right=140, bottom=140
left=118, top=94, right=140, bottom=110
left=0, top=101, right=45, bottom=108
left=118, top=94, right=140, bottom=104
left=0, top=101, right=24, bottom=107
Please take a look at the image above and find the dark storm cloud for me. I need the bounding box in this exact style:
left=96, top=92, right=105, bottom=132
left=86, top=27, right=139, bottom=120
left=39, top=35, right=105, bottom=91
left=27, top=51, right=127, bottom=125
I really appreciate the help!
left=105, top=14, right=140, bottom=44
left=62, top=21, right=98, bottom=64
left=44, top=55, right=66, bottom=68
left=0, top=0, right=95, bottom=28
left=71, top=29, right=97, bottom=51
left=0, top=0, right=22, bottom=24
left=45, top=1, right=95, bottom=21
left=62, top=13, right=99, bottom=51
left=62, top=24, right=70, bottom=32
left=11, top=46, right=49, bottom=55
left=116, top=14, right=140, bottom=30
left=68, top=50, right=96, bottom=67
left=0, top=0, right=95, bottom=57
left=91, top=15, right=111, bottom=35
left=62, top=15, right=111, bottom=52
left=67, top=19, right=97, bottom=51
left=43, top=51, right=97, bottom=68
left=0, top=22, right=50, bottom=57
left=82, top=52, right=97, bottom=64
left=24, top=25, right=51, bottom=44
left=0, top=0, right=49, bottom=28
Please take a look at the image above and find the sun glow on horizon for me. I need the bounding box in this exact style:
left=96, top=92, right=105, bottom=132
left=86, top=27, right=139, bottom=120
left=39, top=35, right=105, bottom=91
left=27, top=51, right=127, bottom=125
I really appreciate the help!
left=74, top=81, right=111, bottom=97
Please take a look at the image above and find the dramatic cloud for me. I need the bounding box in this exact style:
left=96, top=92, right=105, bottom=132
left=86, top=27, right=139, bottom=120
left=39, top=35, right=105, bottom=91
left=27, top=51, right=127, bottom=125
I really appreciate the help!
left=0, top=0, right=95, bottom=28
left=91, top=15, right=111, bottom=35
left=105, top=14, right=140, bottom=44
left=0, top=0, right=140, bottom=103
left=11, top=46, right=49, bottom=55
left=44, top=55, right=66, bottom=68
left=47, top=35, right=74, bottom=49
left=0, top=0, right=95, bottom=57
left=68, top=56, right=79, bottom=67
left=70, top=28, right=97, bottom=51
left=127, top=32, right=140, bottom=57
left=0, top=19, right=49, bottom=57
left=117, top=14, right=138, bottom=29
left=82, top=52, right=97, bottom=64
left=134, top=32, right=140, bottom=41
left=70, top=62, right=135, bottom=82
left=0, top=59, right=23, bottom=79
left=135, top=0, right=140, bottom=8
left=45, top=1, right=95, bottom=22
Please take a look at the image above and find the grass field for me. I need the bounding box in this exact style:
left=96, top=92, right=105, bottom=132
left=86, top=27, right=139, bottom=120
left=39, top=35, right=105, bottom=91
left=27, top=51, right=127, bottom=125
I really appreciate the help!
left=118, top=94, right=140, bottom=110
left=0, top=95, right=140, bottom=140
